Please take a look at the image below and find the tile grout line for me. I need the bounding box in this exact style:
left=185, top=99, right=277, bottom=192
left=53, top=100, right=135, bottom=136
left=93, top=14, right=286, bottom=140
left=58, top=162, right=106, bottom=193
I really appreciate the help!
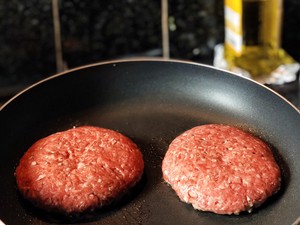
left=52, top=0, right=64, bottom=73
left=161, top=0, right=170, bottom=59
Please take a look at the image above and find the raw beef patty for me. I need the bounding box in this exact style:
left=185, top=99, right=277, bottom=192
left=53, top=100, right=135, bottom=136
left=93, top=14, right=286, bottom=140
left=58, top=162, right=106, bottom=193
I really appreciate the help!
left=162, top=124, right=281, bottom=215
left=15, top=126, right=144, bottom=214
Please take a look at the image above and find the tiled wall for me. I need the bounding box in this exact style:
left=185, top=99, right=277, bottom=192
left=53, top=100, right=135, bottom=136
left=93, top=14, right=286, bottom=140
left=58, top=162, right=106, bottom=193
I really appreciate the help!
left=0, top=0, right=299, bottom=98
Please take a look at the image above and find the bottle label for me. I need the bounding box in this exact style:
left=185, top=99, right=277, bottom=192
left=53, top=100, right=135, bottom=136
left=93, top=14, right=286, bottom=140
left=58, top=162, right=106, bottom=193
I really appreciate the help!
left=224, top=0, right=242, bottom=56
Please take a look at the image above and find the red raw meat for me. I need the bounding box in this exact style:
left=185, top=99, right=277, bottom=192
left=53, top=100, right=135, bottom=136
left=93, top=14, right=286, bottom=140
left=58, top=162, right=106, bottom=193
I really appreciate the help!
left=15, top=126, right=144, bottom=214
left=162, top=124, right=281, bottom=215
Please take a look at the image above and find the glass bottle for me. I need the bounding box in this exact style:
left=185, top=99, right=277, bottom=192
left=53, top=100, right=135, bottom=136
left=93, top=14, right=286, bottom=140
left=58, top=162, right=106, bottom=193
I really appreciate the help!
left=224, top=0, right=298, bottom=84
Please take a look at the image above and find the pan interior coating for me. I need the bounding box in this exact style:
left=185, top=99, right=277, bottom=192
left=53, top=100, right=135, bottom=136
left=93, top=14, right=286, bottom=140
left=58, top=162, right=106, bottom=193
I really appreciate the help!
left=0, top=59, right=299, bottom=225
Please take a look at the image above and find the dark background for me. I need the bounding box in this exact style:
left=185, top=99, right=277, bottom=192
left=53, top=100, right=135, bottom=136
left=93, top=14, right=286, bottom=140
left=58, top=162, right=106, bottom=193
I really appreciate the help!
left=0, top=0, right=299, bottom=103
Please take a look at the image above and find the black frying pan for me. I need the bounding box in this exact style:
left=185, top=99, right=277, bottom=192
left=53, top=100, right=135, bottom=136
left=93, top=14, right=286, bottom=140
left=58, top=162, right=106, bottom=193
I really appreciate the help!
left=0, top=59, right=299, bottom=225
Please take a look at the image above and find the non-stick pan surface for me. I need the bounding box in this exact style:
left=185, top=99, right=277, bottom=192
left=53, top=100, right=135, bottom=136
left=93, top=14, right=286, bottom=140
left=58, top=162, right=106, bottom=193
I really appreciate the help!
left=0, top=59, right=299, bottom=225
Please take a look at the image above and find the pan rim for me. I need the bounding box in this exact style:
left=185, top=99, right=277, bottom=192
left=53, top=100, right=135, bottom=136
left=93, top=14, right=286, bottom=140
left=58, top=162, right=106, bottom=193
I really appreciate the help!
left=1, top=57, right=299, bottom=114
left=0, top=57, right=299, bottom=225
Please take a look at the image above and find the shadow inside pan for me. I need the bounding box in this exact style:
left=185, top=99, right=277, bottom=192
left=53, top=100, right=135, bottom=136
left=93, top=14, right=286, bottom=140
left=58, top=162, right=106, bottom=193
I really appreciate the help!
left=17, top=174, right=147, bottom=224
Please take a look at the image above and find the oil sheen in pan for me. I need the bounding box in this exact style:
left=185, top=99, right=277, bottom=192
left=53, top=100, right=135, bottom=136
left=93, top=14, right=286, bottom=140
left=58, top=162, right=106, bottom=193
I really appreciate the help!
left=15, top=125, right=288, bottom=224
